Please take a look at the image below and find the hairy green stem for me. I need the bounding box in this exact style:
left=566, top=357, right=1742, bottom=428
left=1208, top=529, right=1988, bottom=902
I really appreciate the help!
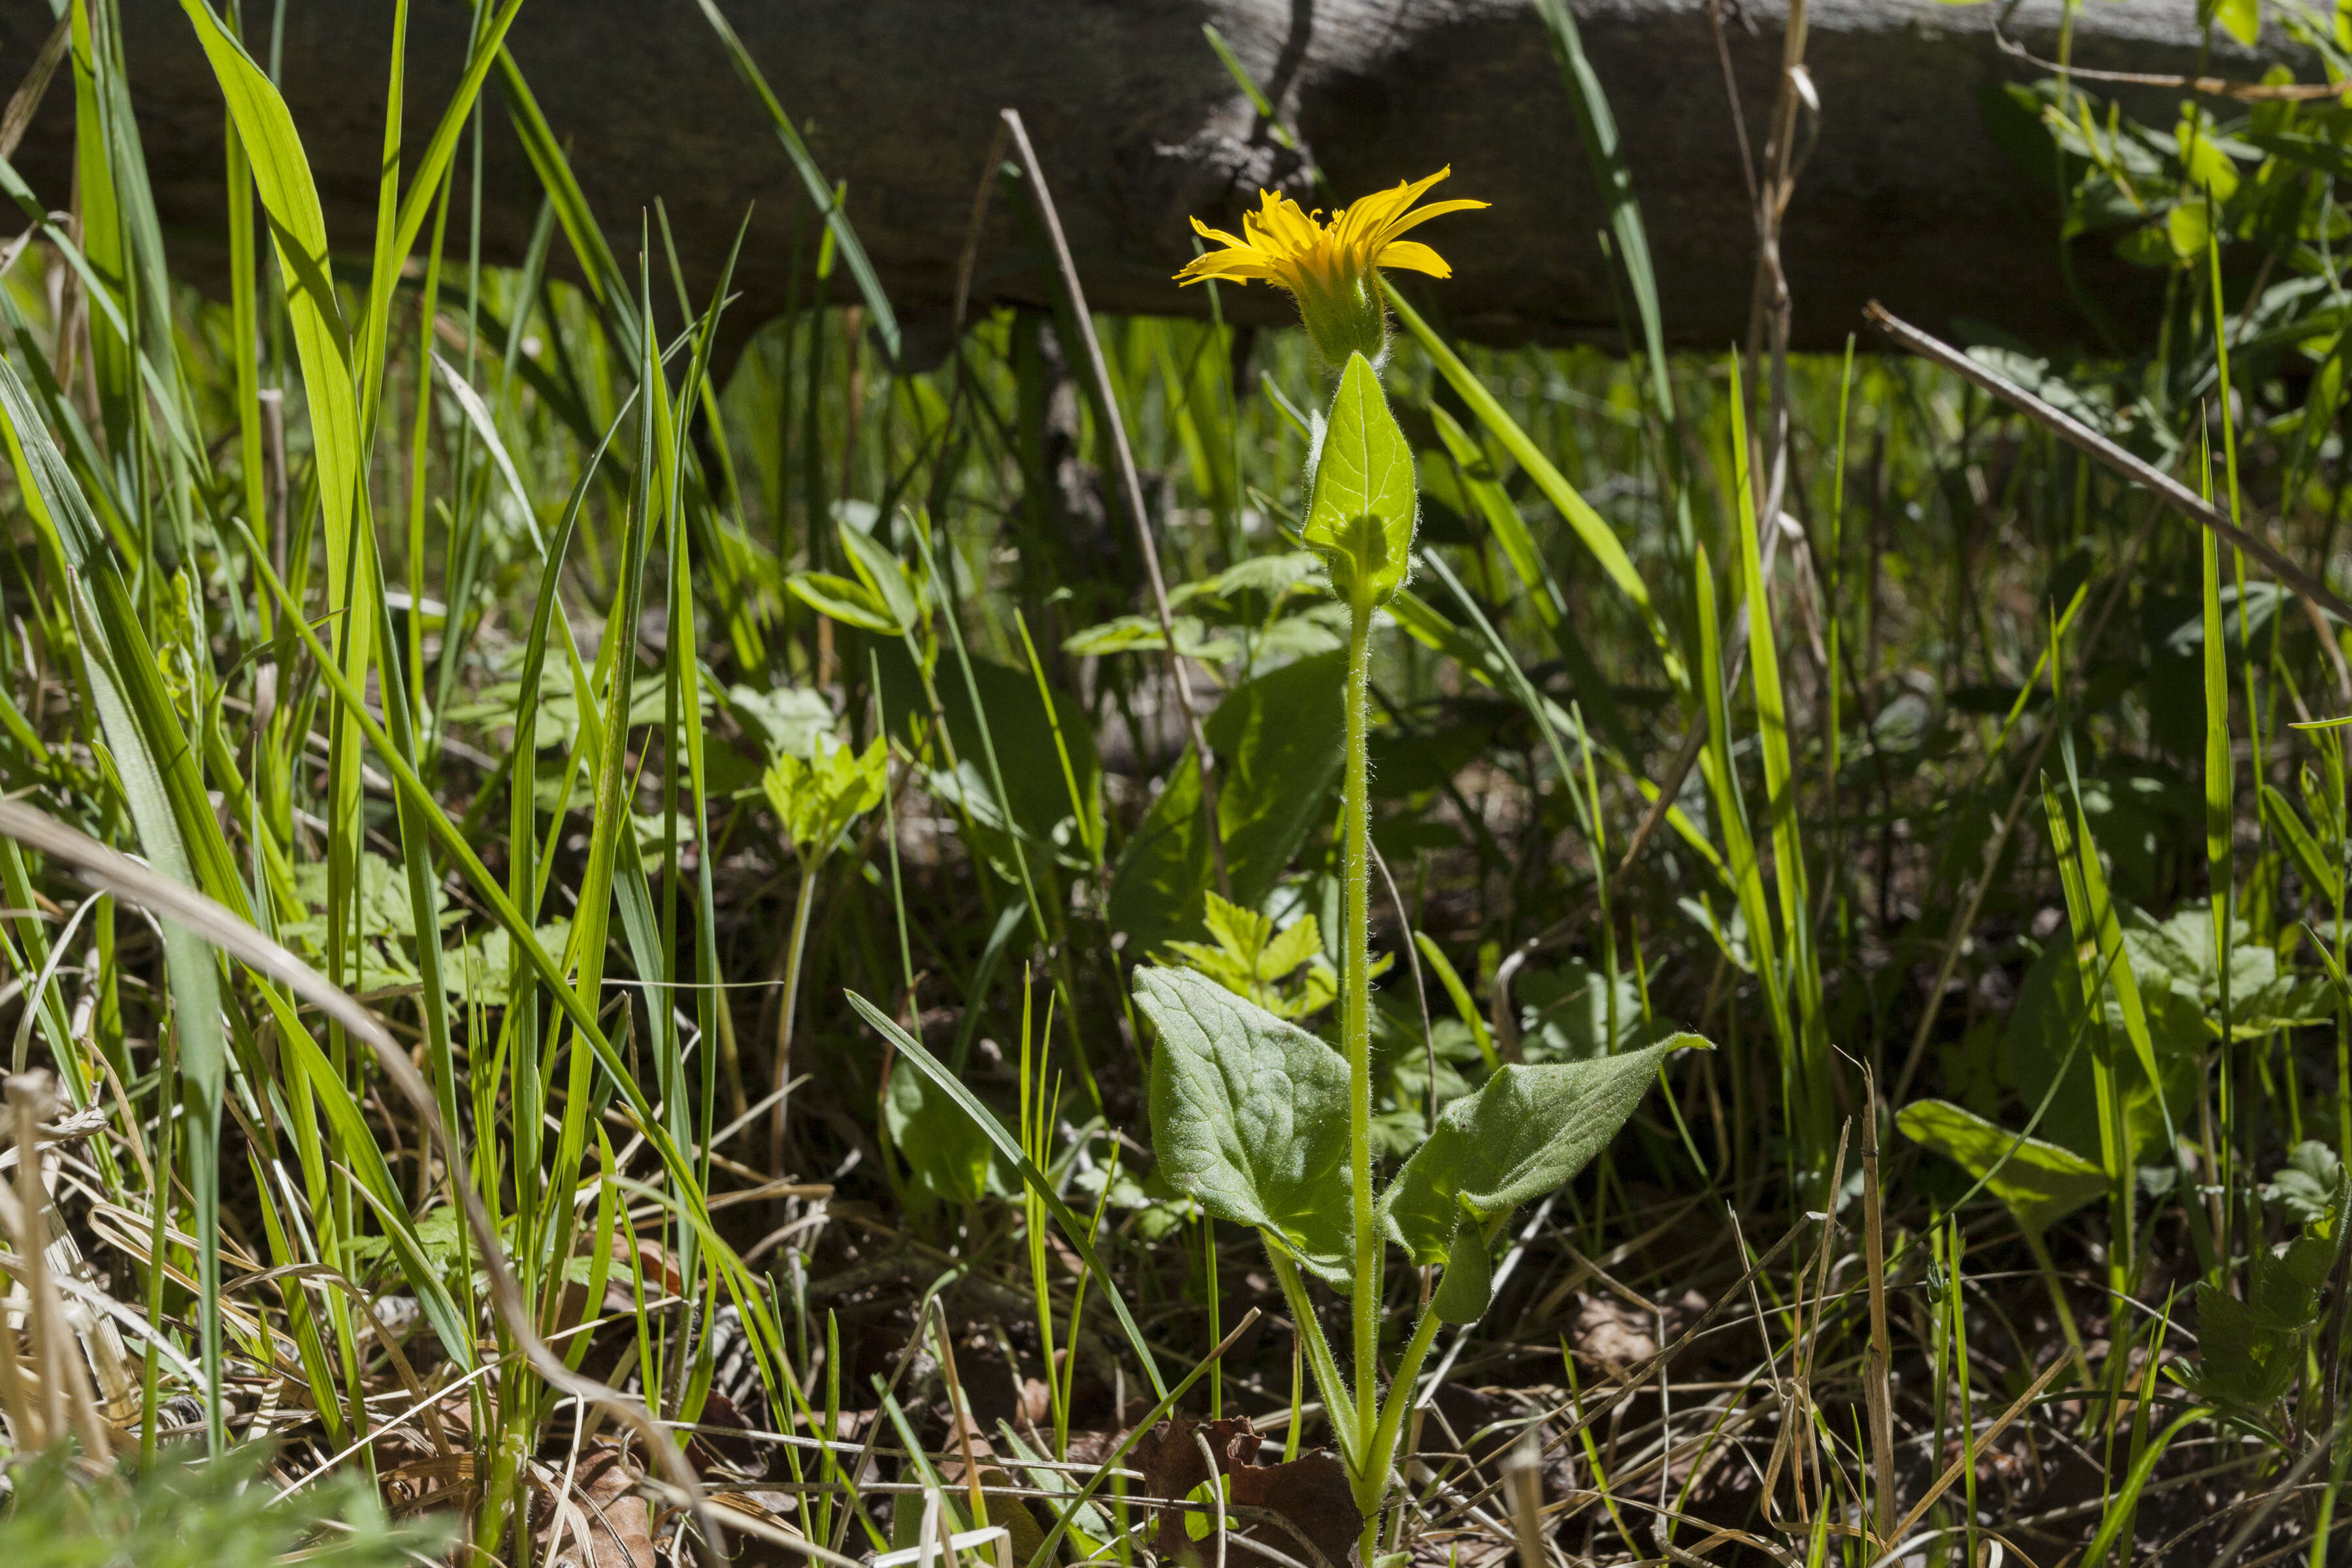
left=1266, top=1245, right=1360, bottom=1467
left=1343, top=593, right=1379, bottom=1460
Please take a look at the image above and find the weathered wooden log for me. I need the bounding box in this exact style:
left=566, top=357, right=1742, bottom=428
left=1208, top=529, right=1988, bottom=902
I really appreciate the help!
left=0, top=0, right=2287, bottom=357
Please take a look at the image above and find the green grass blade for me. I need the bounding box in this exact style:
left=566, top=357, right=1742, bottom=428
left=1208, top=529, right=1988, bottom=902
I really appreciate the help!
left=1726, top=357, right=1828, bottom=1160
left=1388, top=289, right=1680, bottom=685
left=846, top=990, right=1169, bottom=1399
left=691, top=0, right=900, bottom=361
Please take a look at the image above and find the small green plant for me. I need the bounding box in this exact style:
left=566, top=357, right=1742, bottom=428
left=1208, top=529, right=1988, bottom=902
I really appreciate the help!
left=1160, top=890, right=1377, bottom=1021
left=762, top=726, right=887, bottom=1164
left=2180, top=1143, right=2351, bottom=1418
left=0, top=1441, right=446, bottom=1567
left=1142, top=196, right=1704, bottom=1554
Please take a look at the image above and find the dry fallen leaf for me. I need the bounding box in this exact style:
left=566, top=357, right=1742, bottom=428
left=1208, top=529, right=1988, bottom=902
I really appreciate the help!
left=1134, top=1412, right=1362, bottom=1568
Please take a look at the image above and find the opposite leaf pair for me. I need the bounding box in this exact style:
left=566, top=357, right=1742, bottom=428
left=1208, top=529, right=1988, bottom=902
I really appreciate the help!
left=1137, top=964, right=1691, bottom=1325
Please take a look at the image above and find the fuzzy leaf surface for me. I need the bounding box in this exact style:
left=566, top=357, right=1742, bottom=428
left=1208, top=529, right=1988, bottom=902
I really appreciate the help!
left=1137, top=964, right=1354, bottom=1287
left=1305, top=351, right=1415, bottom=606
left=1384, top=1037, right=1689, bottom=1265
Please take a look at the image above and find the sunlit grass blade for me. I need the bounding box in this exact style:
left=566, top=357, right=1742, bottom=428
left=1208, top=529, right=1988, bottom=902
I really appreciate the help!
left=846, top=990, right=1169, bottom=1401
left=1388, top=288, right=1681, bottom=685
left=1725, top=355, right=1829, bottom=1166
left=692, top=0, right=901, bottom=361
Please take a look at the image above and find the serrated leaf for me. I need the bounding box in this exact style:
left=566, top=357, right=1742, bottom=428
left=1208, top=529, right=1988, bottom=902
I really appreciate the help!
left=1063, top=612, right=1241, bottom=663
left=2264, top=1141, right=2345, bottom=1228
left=1160, top=892, right=1339, bottom=1022
left=1260, top=917, right=1324, bottom=981
left=1170, top=550, right=1326, bottom=608
left=761, top=732, right=886, bottom=855
left=2184, top=1280, right=2300, bottom=1409
left=1136, top=965, right=1355, bottom=1287
left=1305, top=352, right=1416, bottom=607
left=1382, top=1037, right=1690, bottom=1265
left=1895, top=1098, right=2106, bottom=1239
left=2251, top=1233, right=2333, bottom=1331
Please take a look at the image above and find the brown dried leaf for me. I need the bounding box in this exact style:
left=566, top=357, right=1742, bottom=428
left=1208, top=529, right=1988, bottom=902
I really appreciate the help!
left=542, top=1446, right=657, bottom=1568
left=1132, top=1413, right=1362, bottom=1568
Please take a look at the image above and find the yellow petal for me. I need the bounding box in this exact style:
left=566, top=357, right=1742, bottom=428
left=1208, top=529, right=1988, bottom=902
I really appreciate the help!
left=1373, top=239, right=1452, bottom=278
left=1252, top=194, right=1325, bottom=255
left=1176, top=250, right=1281, bottom=286
left=1374, top=197, right=1490, bottom=244
left=1350, top=167, right=1456, bottom=235
left=1395, top=165, right=1456, bottom=204
left=1188, top=214, right=1256, bottom=252
left=1328, top=199, right=1386, bottom=255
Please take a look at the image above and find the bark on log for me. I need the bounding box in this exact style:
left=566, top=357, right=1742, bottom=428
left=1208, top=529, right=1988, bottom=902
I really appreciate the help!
left=0, top=0, right=2288, bottom=359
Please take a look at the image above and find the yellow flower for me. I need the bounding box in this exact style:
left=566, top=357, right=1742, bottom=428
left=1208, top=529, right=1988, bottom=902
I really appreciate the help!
left=1175, top=167, right=1487, bottom=367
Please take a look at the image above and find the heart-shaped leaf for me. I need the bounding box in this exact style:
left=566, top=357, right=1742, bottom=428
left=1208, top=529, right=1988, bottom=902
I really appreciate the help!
left=1384, top=1037, right=1692, bottom=1266
left=1305, top=352, right=1416, bottom=608
left=1137, top=964, right=1354, bottom=1287
left=1895, top=1098, right=2104, bottom=1239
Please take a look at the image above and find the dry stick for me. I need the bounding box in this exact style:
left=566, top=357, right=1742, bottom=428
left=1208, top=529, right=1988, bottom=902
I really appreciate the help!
left=1194, top=1428, right=1233, bottom=1568
left=1746, top=0, right=1812, bottom=544
left=1989, top=22, right=2346, bottom=101
left=1763, top=1127, right=1846, bottom=1534
left=1865, top=302, right=2352, bottom=626
left=0, top=14, right=68, bottom=165
left=950, top=120, right=1011, bottom=337
left=5, top=1078, right=100, bottom=1456
left=932, top=1300, right=1017, bottom=1568
left=1858, top=1068, right=1893, bottom=1548
left=1863, top=1353, right=2070, bottom=1568
left=997, top=108, right=1232, bottom=898
left=1425, top=1217, right=1804, bottom=1532
left=1705, top=0, right=1761, bottom=216
left=0, top=798, right=732, bottom=1560
left=1503, top=1435, right=1549, bottom=1568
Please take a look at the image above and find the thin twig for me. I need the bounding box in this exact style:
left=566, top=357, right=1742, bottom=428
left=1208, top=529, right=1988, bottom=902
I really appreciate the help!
left=1865, top=302, right=2352, bottom=625
left=1867, top=1353, right=2070, bottom=1565
left=998, top=107, right=1232, bottom=896
left=1989, top=24, right=2343, bottom=101
left=1858, top=1068, right=1893, bottom=1548
left=0, top=14, right=68, bottom=165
